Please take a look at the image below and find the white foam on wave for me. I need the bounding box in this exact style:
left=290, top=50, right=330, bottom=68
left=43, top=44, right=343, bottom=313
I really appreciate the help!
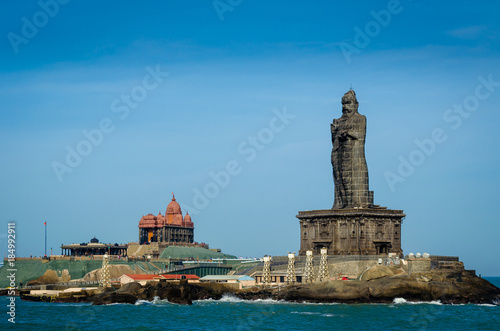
left=194, top=294, right=286, bottom=305
left=134, top=299, right=151, bottom=306
left=195, top=294, right=249, bottom=303
left=194, top=297, right=341, bottom=306
left=152, top=296, right=169, bottom=305
left=105, top=302, right=134, bottom=306
left=291, top=311, right=320, bottom=315
left=299, top=301, right=340, bottom=306
left=194, top=298, right=217, bottom=303
left=393, top=298, right=407, bottom=304
left=392, top=298, right=442, bottom=305
left=218, top=294, right=245, bottom=303
left=135, top=297, right=172, bottom=306
left=322, top=313, right=342, bottom=317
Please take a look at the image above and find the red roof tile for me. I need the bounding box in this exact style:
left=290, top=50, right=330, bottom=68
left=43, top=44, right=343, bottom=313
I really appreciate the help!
left=123, top=274, right=161, bottom=280
left=160, top=274, right=200, bottom=280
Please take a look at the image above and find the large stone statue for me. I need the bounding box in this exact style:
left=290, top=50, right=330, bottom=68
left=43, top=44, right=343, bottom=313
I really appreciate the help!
left=297, top=89, right=404, bottom=256
left=331, top=90, right=373, bottom=208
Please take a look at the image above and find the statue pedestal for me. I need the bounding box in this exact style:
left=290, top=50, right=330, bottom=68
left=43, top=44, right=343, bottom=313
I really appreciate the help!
left=297, top=207, right=405, bottom=256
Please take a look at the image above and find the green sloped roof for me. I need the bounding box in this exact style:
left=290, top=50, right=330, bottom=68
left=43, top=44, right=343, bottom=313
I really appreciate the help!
left=159, top=246, right=236, bottom=260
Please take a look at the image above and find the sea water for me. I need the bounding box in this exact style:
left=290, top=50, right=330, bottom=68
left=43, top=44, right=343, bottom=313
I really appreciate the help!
left=1, top=277, right=498, bottom=331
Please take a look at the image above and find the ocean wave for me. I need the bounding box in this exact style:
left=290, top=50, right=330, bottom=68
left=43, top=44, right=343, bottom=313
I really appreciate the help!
left=47, top=303, right=92, bottom=307
left=193, top=294, right=245, bottom=304
left=291, top=311, right=343, bottom=317
left=193, top=297, right=342, bottom=306
left=392, top=298, right=443, bottom=305
left=105, top=302, right=135, bottom=306
left=218, top=294, right=245, bottom=303
left=291, top=311, right=321, bottom=315
left=216, top=295, right=342, bottom=305
left=300, top=301, right=340, bottom=306
left=195, top=294, right=287, bottom=305
left=135, top=297, right=172, bottom=306
left=134, top=300, right=149, bottom=306
left=193, top=298, right=217, bottom=303
left=252, top=298, right=287, bottom=304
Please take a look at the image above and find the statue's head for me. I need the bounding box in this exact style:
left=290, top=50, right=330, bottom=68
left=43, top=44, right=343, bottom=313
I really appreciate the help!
left=341, top=90, right=359, bottom=117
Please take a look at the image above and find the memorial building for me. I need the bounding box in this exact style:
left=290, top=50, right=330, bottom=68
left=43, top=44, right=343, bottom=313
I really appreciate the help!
left=139, top=193, right=194, bottom=245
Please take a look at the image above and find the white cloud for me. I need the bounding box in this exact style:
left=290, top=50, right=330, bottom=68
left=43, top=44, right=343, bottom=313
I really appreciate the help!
left=447, top=25, right=487, bottom=39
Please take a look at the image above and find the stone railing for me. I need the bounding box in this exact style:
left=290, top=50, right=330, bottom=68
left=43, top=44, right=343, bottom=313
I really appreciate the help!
left=430, top=255, right=459, bottom=262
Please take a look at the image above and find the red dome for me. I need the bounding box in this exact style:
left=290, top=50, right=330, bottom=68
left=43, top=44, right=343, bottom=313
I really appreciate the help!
left=184, top=211, right=194, bottom=228
left=139, top=214, right=158, bottom=228
left=172, top=213, right=183, bottom=226
left=156, top=212, right=165, bottom=226
left=166, top=193, right=182, bottom=215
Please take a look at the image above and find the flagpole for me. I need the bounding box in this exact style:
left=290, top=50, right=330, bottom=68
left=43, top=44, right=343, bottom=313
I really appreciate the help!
left=44, top=221, right=47, bottom=257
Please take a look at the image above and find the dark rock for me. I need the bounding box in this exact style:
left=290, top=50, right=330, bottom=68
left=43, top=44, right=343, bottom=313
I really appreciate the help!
left=91, top=291, right=138, bottom=305
left=90, top=282, right=224, bottom=305
left=116, top=281, right=143, bottom=296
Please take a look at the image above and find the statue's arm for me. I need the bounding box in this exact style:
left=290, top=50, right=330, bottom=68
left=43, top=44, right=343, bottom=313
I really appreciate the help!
left=331, top=120, right=339, bottom=143
left=344, top=116, right=366, bottom=140
left=331, top=119, right=339, bottom=132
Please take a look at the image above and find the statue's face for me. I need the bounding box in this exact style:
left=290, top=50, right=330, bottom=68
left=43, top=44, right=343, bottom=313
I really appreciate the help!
left=342, top=97, right=357, bottom=117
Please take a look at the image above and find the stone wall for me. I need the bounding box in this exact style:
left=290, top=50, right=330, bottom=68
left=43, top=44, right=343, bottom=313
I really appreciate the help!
left=327, top=260, right=378, bottom=279
left=297, top=208, right=405, bottom=256
left=407, top=258, right=431, bottom=274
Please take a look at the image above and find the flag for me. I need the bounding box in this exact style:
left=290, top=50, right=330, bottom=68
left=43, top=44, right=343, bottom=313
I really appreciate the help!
left=44, top=222, right=46, bottom=225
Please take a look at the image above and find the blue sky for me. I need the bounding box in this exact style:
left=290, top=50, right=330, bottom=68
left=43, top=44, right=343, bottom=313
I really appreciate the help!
left=1, top=0, right=500, bottom=275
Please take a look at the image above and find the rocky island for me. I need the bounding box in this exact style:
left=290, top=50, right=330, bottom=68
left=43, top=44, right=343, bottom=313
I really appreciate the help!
left=19, top=265, right=500, bottom=306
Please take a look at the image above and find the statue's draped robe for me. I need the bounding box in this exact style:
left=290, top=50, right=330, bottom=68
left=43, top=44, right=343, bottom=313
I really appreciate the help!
left=331, top=112, right=370, bottom=208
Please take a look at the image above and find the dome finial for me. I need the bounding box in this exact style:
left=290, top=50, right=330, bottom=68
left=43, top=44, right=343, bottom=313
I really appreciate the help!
left=172, top=192, right=176, bottom=201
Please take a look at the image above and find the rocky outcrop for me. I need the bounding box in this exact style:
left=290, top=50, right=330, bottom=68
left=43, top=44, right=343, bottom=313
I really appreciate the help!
left=21, top=269, right=500, bottom=306
left=90, top=287, right=138, bottom=305
left=26, top=270, right=61, bottom=286
left=360, top=265, right=404, bottom=281
left=276, top=270, right=500, bottom=304
left=90, top=281, right=225, bottom=305
left=60, top=269, right=71, bottom=282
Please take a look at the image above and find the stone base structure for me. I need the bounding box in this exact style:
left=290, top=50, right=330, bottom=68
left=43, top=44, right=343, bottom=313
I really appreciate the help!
left=297, top=207, right=405, bottom=256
